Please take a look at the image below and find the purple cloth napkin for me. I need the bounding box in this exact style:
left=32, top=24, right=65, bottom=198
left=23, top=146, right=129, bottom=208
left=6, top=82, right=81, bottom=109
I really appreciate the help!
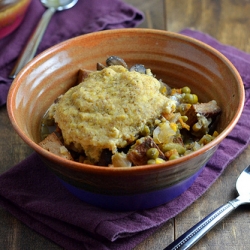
left=0, top=29, right=250, bottom=249
left=0, top=0, right=144, bottom=106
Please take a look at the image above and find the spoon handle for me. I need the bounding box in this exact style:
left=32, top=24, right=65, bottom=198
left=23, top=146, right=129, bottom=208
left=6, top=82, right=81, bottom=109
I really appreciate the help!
left=9, top=7, right=56, bottom=79
left=164, top=198, right=242, bottom=250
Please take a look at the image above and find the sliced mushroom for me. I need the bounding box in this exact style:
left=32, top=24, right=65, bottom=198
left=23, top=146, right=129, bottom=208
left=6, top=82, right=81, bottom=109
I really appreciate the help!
left=130, top=64, right=146, bottom=74
left=106, top=56, right=128, bottom=68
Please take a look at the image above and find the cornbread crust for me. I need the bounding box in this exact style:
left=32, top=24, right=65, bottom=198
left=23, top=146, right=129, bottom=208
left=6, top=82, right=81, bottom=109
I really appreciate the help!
left=53, top=65, right=173, bottom=163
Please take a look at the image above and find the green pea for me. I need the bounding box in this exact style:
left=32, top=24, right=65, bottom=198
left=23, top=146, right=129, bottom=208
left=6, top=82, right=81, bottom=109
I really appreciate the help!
left=169, top=154, right=180, bottom=160
left=161, top=143, right=186, bottom=155
left=182, top=93, right=192, bottom=103
left=147, top=159, right=156, bottom=165
left=182, top=93, right=198, bottom=104
left=141, top=125, right=150, bottom=136
left=181, top=115, right=188, bottom=122
left=192, top=94, right=198, bottom=104
left=181, top=86, right=191, bottom=94
left=146, top=148, right=159, bottom=159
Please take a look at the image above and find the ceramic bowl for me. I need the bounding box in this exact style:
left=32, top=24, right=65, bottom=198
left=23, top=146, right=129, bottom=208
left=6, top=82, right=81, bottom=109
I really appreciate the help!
left=7, top=29, right=245, bottom=211
left=0, top=0, right=31, bottom=39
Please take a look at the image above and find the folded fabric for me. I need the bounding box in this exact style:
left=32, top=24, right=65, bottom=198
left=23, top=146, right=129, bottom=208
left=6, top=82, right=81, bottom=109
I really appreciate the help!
left=0, top=29, right=250, bottom=250
left=0, top=0, right=144, bottom=106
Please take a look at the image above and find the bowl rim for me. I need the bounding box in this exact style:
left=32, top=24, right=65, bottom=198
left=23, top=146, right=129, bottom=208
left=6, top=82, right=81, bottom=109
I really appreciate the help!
left=7, top=28, right=245, bottom=174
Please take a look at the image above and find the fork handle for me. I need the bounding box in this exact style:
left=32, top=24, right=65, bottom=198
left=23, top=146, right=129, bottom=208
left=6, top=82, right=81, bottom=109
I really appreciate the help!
left=164, top=198, right=242, bottom=250
left=9, top=7, right=56, bottom=79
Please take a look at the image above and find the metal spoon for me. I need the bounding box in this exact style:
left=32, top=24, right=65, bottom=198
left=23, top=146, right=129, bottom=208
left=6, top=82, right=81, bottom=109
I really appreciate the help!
left=9, top=0, right=78, bottom=79
left=165, top=164, right=250, bottom=250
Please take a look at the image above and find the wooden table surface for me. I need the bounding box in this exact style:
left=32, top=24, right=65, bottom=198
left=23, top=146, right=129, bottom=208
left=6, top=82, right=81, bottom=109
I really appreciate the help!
left=1, top=0, right=250, bottom=249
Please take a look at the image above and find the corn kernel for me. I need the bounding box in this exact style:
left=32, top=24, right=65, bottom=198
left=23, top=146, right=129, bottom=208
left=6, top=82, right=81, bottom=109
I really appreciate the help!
left=155, top=158, right=165, bottom=164
left=147, top=159, right=156, bottom=165
left=213, top=131, right=219, bottom=137
left=170, top=122, right=178, bottom=132
left=160, top=86, right=167, bottom=95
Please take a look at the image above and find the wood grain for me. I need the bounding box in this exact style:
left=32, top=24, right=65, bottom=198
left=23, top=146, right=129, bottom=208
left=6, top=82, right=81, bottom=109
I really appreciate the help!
left=165, top=0, right=250, bottom=52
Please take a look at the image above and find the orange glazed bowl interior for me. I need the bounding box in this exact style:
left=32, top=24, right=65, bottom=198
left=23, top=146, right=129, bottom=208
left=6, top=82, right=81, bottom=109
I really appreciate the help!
left=7, top=29, right=245, bottom=211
